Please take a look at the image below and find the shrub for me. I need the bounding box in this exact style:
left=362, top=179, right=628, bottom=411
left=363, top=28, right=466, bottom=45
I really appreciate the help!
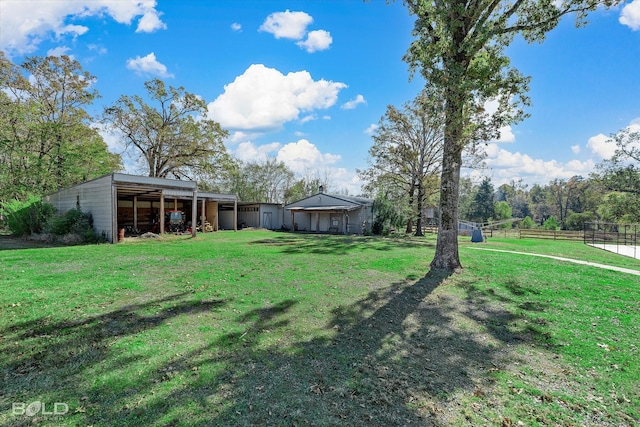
left=543, top=215, right=560, bottom=231
left=372, top=197, right=405, bottom=236
left=520, top=216, right=535, bottom=229
left=46, top=209, right=103, bottom=244
left=564, top=212, right=595, bottom=231
left=0, top=196, right=56, bottom=237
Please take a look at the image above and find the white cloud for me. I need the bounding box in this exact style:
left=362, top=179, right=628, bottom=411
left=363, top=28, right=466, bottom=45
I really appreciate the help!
left=227, top=131, right=262, bottom=144
left=465, top=118, right=640, bottom=187
left=126, top=52, right=174, bottom=78
left=228, top=137, right=362, bottom=194
left=231, top=22, right=242, bottom=32
left=234, top=141, right=282, bottom=163
left=341, top=94, right=366, bottom=110
left=586, top=133, right=616, bottom=159
left=364, top=124, right=379, bottom=135
left=585, top=119, right=640, bottom=160
left=207, top=64, right=346, bottom=131
left=46, top=46, right=72, bottom=58
left=296, top=29, right=332, bottom=52
left=620, top=0, right=640, bottom=30
left=481, top=98, right=517, bottom=143
left=299, top=114, right=317, bottom=124
left=473, top=143, right=597, bottom=187
left=276, top=139, right=341, bottom=174
left=0, top=0, right=166, bottom=55
left=136, top=9, right=167, bottom=33
left=96, top=123, right=123, bottom=154
left=259, top=10, right=313, bottom=39
left=58, top=24, right=89, bottom=38
left=493, top=125, right=516, bottom=143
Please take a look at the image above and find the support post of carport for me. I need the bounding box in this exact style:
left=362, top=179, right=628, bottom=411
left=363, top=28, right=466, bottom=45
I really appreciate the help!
left=200, top=198, right=206, bottom=232
left=192, top=191, right=197, bottom=238
left=111, top=183, right=118, bottom=243
left=133, top=196, right=138, bottom=232
left=233, top=198, right=238, bottom=231
left=159, top=191, right=165, bottom=234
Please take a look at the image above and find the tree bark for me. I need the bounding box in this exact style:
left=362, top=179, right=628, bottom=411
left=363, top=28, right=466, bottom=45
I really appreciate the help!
left=415, top=181, right=424, bottom=237
left=430, top=85, right=464, bottom=271
left=406, top=183, right=415, bottom=234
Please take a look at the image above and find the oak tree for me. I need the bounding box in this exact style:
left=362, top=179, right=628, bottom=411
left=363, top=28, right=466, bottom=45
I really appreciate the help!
left=404, top=0, right=619, bottom=270
left=359, top=90, right=444, bottom=236
left=103, top=79, right=231, bottom=180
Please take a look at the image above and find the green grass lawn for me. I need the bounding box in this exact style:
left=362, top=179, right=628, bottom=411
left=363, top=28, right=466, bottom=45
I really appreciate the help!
left=1, top=231, right=638, bottom=426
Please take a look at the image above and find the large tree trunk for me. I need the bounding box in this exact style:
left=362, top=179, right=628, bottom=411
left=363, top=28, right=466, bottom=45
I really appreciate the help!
left=430, top=86, right=464, bottom=271
left=414, top=182, right=424, bottom=237
left=406, top=183, right=415, bottom=234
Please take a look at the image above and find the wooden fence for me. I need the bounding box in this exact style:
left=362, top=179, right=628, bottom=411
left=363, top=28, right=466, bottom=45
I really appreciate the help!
left=518, top=229, right=584, bottom=241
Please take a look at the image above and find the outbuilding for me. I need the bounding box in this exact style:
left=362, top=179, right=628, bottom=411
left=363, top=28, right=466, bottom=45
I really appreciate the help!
left=237, top=202, right=284, bottom=230
left=284, top=189, right=374, bottom=234
left=45, top=173, right=237, bottom=242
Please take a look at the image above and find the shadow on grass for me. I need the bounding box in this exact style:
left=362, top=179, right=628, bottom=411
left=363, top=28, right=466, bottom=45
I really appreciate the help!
left=251, top=233, right=435, bottom=256
left=0, top=269, right=548, bottom=426
left=0, top=293, right=227, bottom=426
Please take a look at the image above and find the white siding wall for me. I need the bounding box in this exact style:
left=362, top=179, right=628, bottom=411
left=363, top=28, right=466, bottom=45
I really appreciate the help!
left=283, top=194, right=374, bottom=234
left=259, top=205, right=283, bottom=230
left=45, top=175, right=115, bottom=241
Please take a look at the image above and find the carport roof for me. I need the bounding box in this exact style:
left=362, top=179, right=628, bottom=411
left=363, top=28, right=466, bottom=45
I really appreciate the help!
left=111, top=173, right=236, bottom=201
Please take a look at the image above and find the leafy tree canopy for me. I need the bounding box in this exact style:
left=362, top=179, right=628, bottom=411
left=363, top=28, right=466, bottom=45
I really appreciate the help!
left=103, top=78, right=231, bottom=181
left=0, top=53, right=121, bottom=201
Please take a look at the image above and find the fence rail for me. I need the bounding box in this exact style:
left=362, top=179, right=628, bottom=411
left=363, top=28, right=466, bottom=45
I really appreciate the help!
left=584, top=222, right=639, bottom=245
left=519, top=229, right=584, bottom=241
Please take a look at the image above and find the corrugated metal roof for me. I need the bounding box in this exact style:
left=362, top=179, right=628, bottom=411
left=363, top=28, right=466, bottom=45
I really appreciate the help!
left=200, top=192, right=237, bottom=202
left=284, top=192, right=373, bottom=209
left=112, top=173, right=197, bottom=190
left=287, top=205, right=359, bottom=212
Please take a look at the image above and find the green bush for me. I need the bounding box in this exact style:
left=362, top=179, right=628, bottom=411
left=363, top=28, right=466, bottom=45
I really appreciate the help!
left=372, top=197, right=405, bottom=236
left=0, top=196, right=56, bottom=237
left=543, top=215, right=560, bottom=231
left=47, top=209, right=90, bottom=235
left=564, top=212, right=595, bottom=231
left=520, top=216, right=535, bottom=229
left=47, top=209, right=102, bottom=243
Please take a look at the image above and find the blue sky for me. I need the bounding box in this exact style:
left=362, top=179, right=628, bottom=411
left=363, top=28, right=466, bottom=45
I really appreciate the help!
left=1, top=0, right=639, bottom=194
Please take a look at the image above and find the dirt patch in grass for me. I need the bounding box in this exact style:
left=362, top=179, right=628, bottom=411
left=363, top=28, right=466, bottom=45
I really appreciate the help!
left=0, top=233, right=62, bottom=250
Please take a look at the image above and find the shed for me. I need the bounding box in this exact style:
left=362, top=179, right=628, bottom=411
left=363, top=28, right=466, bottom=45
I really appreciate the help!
left=237, top=202, right=284, bottom=230
left=45, top=173, right=237, bottom=242
left=284, top=191, right=374, bottom=235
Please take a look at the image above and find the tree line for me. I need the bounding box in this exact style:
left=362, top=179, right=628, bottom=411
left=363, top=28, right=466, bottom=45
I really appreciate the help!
left=360, top=88, right=639, bottom=235
left=458, top=173, right=639, bottom=231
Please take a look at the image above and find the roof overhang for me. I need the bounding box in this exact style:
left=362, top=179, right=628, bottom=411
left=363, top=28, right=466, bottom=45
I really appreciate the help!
left=287, top=205, right=359, bottom=212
